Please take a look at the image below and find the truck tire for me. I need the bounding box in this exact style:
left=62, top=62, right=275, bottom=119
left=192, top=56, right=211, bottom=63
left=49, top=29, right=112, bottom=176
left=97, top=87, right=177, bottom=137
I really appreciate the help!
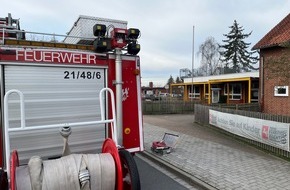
left=119, top=150, right=140, bottom=190
left=0, top=169, right=8, bottom=190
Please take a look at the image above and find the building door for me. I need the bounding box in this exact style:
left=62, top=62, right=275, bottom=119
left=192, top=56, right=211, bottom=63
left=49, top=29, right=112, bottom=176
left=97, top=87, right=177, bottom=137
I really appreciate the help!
left=211, top=89, right=220, bottom=103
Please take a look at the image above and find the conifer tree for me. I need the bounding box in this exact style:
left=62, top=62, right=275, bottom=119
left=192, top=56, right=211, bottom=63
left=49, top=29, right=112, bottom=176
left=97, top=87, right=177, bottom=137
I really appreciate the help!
left=220, top=20, right=258, bottom=73
left=167, top=75, right=175, bottom=85
left=175, top=76, right=183, bottom=83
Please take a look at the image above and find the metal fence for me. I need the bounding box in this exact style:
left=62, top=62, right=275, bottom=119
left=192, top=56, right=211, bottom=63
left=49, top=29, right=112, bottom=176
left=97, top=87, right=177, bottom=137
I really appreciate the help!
left=209, top=103, right=261, bottom=112
left=195, top=103, right=290, bottom=159
left=195, top=103, right=261, bottom=124
left=142, top=100, right=196, bottom=115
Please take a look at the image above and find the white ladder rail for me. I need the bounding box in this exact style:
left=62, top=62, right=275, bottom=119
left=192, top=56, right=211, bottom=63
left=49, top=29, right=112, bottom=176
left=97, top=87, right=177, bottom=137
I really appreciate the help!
left=4, top=87, right=118, bottom=179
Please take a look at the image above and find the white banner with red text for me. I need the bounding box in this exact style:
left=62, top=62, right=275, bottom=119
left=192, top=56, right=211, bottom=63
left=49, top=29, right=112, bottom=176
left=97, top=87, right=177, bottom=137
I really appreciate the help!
left=209, top=109, right=290, bottom=151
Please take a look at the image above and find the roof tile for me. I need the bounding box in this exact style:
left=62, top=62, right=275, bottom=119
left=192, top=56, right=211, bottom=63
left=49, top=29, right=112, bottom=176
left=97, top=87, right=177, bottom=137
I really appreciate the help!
left=252, top=13, right=290, bottom=50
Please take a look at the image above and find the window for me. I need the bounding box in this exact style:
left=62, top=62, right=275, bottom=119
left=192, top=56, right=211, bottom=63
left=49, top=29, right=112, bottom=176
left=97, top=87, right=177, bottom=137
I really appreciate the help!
left=274, top=86, right=288, bottom=97
left=252, top=81, right=259, bottom=89
left=251, top=81, right=259, bottom=102
left=224, top=83, right=242, bottom=100
left=251, top=90, right=258, bottom=102
left=189, top=86, right=200, bottom=99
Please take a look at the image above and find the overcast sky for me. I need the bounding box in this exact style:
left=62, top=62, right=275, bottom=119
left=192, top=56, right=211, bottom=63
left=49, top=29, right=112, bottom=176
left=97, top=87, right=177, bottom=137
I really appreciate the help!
left=2, top=0, right=290, bottom=87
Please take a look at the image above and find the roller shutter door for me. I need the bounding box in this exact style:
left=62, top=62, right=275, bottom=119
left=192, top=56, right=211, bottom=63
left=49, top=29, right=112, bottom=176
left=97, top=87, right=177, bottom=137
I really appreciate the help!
left=4, top=65, right=107, bottom=163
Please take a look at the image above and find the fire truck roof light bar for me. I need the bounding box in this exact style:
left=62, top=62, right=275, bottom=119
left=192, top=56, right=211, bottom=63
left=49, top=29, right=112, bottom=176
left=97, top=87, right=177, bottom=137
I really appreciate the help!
left=127, top=28, right=140, bottom=39
left=4, top=88, right=118, bottom=179
left=127, top=42, right=140, bottom=55
left=92, top=25, right=141, bottom=55
left=93, top=24, right=106, bottom=37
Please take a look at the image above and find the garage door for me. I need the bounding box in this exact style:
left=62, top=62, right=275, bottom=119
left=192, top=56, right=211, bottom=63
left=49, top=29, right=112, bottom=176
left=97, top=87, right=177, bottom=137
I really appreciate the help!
left=4, top=65, right=107, bottom=163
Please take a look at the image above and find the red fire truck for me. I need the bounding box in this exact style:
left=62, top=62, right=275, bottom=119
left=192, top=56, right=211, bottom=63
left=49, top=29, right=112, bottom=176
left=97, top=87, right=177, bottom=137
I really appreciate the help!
left=0, top=13, right=143, bottom=189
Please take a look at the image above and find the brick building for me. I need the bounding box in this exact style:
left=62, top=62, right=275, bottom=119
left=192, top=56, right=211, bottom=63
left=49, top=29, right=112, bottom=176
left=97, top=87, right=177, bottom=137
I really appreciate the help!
left=141, top=82, right=167, bottom=99
left=253, top=13, right=290, bottom=116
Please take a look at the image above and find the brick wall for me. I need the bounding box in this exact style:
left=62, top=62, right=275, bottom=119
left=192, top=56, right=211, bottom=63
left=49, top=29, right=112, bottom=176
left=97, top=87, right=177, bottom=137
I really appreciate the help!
left=261, top=47, right=290, bottom=116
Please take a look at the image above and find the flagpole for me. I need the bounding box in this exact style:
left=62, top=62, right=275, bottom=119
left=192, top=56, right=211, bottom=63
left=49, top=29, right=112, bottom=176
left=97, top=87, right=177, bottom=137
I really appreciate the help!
left=191, top=25, right=194, bottom=101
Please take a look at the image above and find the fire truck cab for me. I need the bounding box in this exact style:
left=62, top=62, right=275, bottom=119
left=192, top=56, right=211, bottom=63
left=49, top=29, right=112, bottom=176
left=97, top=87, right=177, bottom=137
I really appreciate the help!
left=0, top=14, right=143, bottom=190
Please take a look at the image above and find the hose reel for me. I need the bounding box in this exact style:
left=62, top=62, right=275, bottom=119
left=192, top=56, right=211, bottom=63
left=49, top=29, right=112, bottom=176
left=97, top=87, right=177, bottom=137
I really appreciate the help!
left=11, top=138, right=122, bottom=190
left=11, top=125, right=123, bottom=190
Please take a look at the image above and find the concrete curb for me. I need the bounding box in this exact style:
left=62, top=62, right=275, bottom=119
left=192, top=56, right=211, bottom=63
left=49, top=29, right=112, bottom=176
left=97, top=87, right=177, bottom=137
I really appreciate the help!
left=139, top=150, right=218, bottom=190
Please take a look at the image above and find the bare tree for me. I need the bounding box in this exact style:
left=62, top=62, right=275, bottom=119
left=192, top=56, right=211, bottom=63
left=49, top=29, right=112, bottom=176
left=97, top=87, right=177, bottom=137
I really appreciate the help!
left=198, top=37, right=221, bottom=76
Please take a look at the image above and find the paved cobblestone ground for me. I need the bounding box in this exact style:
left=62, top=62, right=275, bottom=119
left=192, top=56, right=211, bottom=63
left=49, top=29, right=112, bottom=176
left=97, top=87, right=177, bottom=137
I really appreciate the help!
left=143, top=114, right=290, bottom=190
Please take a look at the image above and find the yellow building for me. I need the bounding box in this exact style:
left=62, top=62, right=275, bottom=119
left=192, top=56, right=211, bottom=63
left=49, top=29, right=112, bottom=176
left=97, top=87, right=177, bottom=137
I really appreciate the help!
left=171, top=72, right=259, bottom=104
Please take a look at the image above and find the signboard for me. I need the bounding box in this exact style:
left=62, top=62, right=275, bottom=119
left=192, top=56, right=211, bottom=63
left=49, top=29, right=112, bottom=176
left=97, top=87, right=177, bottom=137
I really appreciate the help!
left=0, top=48, right=107, bottom=65
left=209, top=109, right=290, bottom=151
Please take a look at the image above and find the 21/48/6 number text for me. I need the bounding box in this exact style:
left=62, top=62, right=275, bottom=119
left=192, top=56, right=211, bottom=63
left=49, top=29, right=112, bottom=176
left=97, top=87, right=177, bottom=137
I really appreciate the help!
left=64, top=71, right=101, bottom=79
